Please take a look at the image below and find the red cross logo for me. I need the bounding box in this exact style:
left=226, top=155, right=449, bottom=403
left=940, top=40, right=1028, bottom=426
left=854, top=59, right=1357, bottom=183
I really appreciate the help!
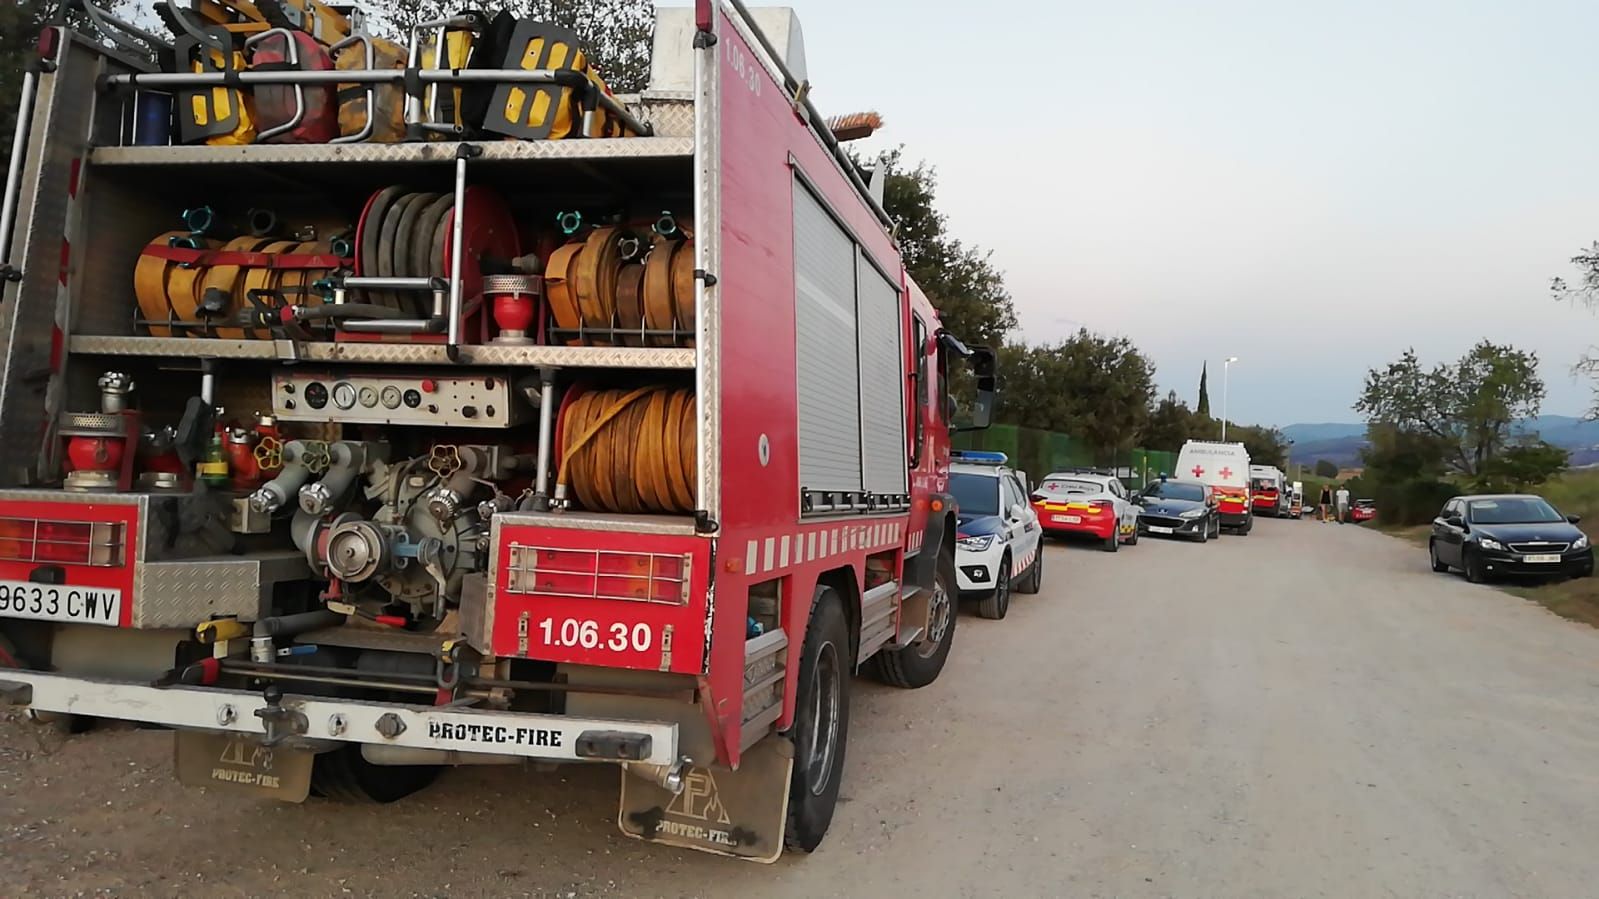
left=1190, top=465, right=1205, bottom=478
left=1219, top=467, right=1233, bottom=479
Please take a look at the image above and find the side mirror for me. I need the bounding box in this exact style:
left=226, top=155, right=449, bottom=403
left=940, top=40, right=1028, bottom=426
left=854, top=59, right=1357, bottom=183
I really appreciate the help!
left=951, top=343, right=997, bottom=433
left=1444, top=515, right=1465, bottom=529
left=1569, top=514, right=1582, bottom=525
left=1008, top=503, right=1026, bottom=522
left=1130, top=495, right=1145, bottom=506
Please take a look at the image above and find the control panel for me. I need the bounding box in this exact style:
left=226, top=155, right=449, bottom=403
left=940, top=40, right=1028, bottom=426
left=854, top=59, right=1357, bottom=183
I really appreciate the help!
left=272, top=370, right=532, bottom=428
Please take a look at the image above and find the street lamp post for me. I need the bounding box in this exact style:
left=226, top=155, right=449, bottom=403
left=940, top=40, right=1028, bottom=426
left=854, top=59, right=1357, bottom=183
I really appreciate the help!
left=1221, top=356, right=1239, bottom=441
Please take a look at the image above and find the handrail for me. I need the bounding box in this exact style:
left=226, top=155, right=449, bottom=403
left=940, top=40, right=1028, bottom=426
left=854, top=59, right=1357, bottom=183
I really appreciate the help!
left=721, top=0, right=896, bottom=235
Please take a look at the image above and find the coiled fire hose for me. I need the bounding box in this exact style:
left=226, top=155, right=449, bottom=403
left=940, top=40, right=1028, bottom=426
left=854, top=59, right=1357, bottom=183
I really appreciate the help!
left=557, top=386, right=696, bottom=513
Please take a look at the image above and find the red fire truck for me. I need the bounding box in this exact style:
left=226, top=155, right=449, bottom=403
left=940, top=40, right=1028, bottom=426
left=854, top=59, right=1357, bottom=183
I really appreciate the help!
left=0, top=0, right=994, bottom=862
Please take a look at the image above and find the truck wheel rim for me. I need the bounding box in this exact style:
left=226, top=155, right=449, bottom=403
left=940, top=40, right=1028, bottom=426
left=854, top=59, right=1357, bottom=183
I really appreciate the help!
left=918, top=579, right=952, bottom=658
left=802, top=640, right=842, bottom=795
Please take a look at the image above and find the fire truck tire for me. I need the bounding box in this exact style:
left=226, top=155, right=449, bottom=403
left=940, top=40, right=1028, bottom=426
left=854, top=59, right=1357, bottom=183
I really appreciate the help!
left=977, top=552, right=1011, bottom=619
left=867, top=547, right=957, bottom=689
left=310, top=745, right=441, bottom=804
left=784, top=587, right=852, bottom=853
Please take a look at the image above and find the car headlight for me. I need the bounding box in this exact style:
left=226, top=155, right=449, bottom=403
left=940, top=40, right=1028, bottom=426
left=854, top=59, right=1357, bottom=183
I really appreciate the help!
left=957, top=534, right=996, bottom=552
left=1478, top=537, right=1505, bottom=552
left=1179, top=508, right=1206, bottom=519
left=1574, top=534, right=1589, bottom=551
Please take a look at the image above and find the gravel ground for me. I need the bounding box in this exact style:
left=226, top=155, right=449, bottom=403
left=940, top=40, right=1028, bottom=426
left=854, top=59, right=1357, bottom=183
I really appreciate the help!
left=5, top=517, right=1599, bottom=897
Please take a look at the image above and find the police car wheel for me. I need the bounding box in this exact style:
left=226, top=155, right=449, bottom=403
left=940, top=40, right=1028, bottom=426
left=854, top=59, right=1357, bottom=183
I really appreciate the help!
left=785, top=586, right=852, bottom=852
left=1016, top=548, right=1043, bottom=595
left=977, top=553, right=1011, bottom=619
left=311, top=745, right=441, bottom=803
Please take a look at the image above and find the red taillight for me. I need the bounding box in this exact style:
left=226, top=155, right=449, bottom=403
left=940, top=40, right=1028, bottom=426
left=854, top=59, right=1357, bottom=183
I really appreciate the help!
left=36, top=26, right=59, bottom=62
left=506, top=545, right=690, bottom=605
left=0, top=517, right=124, bottom=567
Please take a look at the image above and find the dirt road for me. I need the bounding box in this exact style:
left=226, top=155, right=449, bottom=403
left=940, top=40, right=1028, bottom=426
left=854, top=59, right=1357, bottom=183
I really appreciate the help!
left=7, top=518, right=1599, bottom=897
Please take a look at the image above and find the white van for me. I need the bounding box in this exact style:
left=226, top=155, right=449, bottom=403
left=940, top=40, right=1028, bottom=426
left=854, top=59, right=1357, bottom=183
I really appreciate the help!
left=1177, top=440, right=1253, bottom=535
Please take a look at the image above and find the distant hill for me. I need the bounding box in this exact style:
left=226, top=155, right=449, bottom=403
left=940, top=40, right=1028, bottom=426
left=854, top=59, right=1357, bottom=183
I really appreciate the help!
left=1289, top=435, right=1367, bottom=469
left=1280, top=422, right=1365, bottom=444
left=1279, top=415, right=1599, bottom=471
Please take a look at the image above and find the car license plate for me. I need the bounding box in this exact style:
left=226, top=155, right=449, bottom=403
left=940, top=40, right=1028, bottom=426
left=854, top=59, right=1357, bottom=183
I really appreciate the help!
left=1053, top=515, right=1082, bottom=524
left=1148, top=526, right=1174, bottom=534
left=1524, top=554, right=1560, bottom=563
left=0, top=580, right=121, bottom=626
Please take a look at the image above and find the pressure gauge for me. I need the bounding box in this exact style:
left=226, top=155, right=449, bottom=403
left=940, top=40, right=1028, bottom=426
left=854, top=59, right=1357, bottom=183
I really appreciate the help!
left=380, top=385, right=402, bottom=409
left=358, top=386, right=379, bottom=408
left=331, top=381, right=357, bottom=410
left=303, top=381, right=328, bottom=410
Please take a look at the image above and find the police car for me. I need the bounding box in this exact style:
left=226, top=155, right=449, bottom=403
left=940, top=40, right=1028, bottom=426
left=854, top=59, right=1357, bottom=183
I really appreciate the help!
left=948, top=451, right=1044, bottom=620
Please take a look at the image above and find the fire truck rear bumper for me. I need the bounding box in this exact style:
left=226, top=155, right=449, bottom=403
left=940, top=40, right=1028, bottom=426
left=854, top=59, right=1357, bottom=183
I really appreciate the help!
left=0, top=670, right=679, bottom=766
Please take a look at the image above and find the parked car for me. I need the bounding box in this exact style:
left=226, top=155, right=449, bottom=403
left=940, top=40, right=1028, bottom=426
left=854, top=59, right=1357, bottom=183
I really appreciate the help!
left=1030, top=469, right=1140, bottom=552
left=1134, top=478, right=1221, bottom=543
left=1350, top=498, right=1377, bottom=523
left=949, top=452, right=1044, bottom=619
left=1429, top=494, right=1594, bottom=583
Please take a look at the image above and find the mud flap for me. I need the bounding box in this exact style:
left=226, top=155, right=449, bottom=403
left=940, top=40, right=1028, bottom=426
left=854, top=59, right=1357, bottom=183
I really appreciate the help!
left=174, top=732, right=314, bottom=802
left=617, top=735, right=794, bottom=862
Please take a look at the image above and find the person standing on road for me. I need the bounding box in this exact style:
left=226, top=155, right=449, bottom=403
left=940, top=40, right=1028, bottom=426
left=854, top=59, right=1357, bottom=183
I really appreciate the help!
left=1318, top=484, right=1332, bottom=522
left=1335, top=484, right=1351, bottom=524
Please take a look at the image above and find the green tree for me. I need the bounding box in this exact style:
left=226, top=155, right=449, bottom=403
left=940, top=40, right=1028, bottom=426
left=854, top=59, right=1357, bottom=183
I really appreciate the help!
left=996, top=330, right=1153, bottom=461
left=1230, top=423, right=1288, bottom=469
left=1314, top=459, right=1340, bottom=478
left=1552, top=243, right=1599, bottom=416
left=1196, top=363, right=1210, bottom=416
left=363, top=0, right=654, bottom=92
left=1358, top=425, right=1456, bottom=524
left=1142, top=390, right=1194, bottom=452
left=1354, top=342, right=1544, bottom=476
left=876, top=149, right=1017, bottom=349
left=1473, top=441, right=1568, bottom=493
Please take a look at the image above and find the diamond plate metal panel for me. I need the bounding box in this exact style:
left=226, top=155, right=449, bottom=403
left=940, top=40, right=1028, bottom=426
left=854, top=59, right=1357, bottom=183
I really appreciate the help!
left=68, top=336, right=696, bottom=369
left=635, top=95, right=695, bottom=138
left=132, top=553, right=307, bottom=628
left=91, top=137, right=694, bottom=167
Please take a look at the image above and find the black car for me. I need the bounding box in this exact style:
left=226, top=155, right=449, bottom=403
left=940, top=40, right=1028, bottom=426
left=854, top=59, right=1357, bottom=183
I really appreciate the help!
left=1134, top=479, right=1221, bottom=543
left=1429, top=494, right=1594, bottom=583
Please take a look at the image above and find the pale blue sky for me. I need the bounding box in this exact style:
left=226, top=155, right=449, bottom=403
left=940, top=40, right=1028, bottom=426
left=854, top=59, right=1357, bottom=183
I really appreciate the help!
left=118, top=0, right=1598, bottom=424
left=787, top=0, right=1599, bottom=425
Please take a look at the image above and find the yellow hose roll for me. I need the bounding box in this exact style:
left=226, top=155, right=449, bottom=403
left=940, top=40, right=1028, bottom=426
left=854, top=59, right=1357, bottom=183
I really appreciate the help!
left=558, top=387, right=697, bottom=514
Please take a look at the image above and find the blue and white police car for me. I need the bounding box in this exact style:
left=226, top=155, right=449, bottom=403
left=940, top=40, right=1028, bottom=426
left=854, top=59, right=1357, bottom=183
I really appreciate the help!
left=948, top=451, right=1044, bottom=620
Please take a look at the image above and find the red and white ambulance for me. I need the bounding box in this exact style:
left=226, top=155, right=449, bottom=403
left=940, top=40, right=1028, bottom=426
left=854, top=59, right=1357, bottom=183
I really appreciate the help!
left=1176, top=441, right=1253, bottom=535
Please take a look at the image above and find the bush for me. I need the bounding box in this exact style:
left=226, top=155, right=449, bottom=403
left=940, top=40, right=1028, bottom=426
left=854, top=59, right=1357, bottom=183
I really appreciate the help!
left=1371, top=479, right=1457, bottom=526
left=1314, top=459, right=1339, bottom=478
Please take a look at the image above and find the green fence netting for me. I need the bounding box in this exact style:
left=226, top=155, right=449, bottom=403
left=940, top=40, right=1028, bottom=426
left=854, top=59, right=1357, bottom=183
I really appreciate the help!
left=953, top=426, right=1177, bottom=489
